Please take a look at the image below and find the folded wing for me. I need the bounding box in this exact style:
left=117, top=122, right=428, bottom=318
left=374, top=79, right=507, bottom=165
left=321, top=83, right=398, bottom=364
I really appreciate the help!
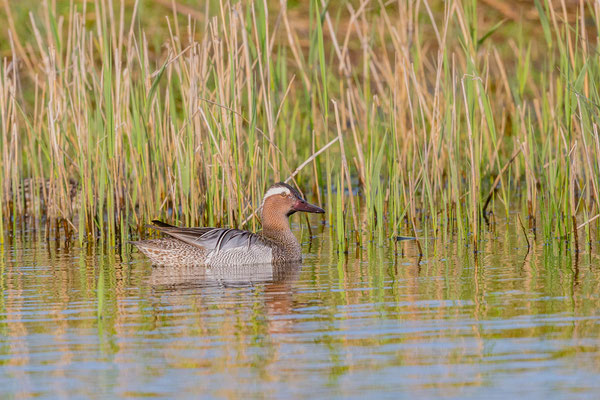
left=148, top=220, right=265, bottom=254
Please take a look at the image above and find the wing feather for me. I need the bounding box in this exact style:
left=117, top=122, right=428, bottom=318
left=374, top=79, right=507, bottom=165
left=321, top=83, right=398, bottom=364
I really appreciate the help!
left=149, top=221, right=265, bottom=253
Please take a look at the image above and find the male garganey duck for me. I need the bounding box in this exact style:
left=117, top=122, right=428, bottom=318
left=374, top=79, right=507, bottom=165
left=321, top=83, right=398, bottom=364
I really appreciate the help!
left=132, top=182, right=325, bottom=267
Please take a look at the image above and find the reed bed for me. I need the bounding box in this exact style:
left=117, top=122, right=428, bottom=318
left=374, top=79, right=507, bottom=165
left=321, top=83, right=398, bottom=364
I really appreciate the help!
left=0, top=0, right=599, bottom=248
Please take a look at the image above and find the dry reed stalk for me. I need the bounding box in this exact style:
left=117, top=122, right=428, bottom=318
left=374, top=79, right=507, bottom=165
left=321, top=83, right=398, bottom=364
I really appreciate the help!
left=332, top=100, right=359, bottom=239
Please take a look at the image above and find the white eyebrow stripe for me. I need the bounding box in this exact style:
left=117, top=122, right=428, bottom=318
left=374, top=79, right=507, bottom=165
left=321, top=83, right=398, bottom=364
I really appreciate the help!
left=263, top=186, right=291, bottom=201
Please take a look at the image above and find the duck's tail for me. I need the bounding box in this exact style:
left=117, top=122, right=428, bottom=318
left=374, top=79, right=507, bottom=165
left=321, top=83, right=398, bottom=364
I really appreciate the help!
left=130, top=220, right=177, bottom=250
left=150, top=220, right=177, bottom=228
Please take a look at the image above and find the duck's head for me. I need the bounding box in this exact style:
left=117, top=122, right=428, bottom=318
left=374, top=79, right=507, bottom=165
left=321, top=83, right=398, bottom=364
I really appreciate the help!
left=260, top=182, right=324, bottom=225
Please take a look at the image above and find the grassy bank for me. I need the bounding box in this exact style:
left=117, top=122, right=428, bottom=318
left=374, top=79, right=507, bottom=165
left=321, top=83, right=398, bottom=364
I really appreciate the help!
left=0, top=0, right=599, bottom=248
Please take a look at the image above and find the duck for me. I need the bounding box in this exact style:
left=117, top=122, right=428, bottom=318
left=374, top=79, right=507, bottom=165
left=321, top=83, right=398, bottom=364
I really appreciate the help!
left=132, top=182, right=325, bottom=267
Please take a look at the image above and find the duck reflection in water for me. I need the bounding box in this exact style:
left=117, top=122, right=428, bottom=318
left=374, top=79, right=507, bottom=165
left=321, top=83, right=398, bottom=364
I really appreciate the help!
left=149, top=261, right=303, bottom=335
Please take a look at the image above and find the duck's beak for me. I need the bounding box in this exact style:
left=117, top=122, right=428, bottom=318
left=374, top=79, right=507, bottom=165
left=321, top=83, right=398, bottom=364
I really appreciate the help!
left=293, top=199, right=325, bottom=214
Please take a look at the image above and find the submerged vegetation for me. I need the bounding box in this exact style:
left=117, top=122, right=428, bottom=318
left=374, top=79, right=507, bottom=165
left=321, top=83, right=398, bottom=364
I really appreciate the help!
left=0, top=0, right=599, bottom=248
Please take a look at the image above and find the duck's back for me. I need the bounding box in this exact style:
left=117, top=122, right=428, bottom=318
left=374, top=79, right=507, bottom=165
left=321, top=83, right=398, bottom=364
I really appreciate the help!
left=133, top=227, right=279, bottom=267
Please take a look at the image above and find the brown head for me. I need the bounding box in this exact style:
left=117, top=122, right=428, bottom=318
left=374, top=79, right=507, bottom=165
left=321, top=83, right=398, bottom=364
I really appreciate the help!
left=260, top=182, right=324, bottom=233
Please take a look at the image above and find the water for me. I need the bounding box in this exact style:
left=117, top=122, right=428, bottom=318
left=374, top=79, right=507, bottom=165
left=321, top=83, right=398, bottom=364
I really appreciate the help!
left=1, top=219, right=600, bottom=399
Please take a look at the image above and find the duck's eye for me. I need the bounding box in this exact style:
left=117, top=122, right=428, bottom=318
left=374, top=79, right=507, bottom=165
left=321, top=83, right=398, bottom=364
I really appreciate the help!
left=280, top=192, right=287, bottom=198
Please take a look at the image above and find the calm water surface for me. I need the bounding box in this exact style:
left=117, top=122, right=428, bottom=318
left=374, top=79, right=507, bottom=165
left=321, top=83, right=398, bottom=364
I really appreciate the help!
left=1, top=219, right=600, bottom=399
